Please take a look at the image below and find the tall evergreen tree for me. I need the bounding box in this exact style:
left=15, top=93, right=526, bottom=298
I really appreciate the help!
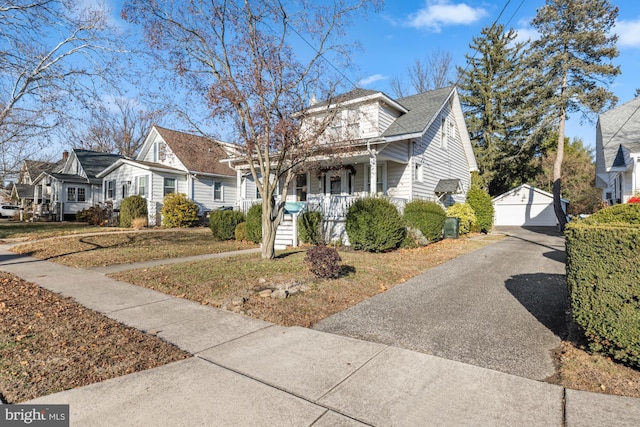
left=530, top=0, right=620, bottom=230
left=457, top=24, right=547, bottom=196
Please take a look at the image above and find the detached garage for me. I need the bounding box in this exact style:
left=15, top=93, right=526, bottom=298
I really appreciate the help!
left=492, top=184, right=569, bottom=227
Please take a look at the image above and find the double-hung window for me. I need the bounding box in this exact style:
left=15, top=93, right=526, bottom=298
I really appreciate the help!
left=163, top=177, right=176, bottom=196
left=137, top=176, right=147, bottom=197
left=213, top=182, right=223, bottom=201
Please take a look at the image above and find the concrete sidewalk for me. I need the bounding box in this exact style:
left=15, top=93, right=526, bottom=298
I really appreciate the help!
left=1, top=247, right=639, bottom=425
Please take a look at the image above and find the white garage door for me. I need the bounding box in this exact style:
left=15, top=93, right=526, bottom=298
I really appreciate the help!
left=494, top=203, right=558, bottom=226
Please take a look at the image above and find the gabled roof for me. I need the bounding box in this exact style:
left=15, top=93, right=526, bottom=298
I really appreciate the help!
left=306, top=88, right=408, bottom=115
left=153, top=126, right=235, bottom=177
left=12, top=183, right=34, bottom=199
left=598, top=96, right=640, bottom=170
left=71, top=150, right=125, bottom=184
left=382, top=86, right=454, bottom=139
left=492, top=184, right=569, bottom=204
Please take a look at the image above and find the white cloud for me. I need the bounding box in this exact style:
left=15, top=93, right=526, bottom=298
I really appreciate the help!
left=358, top=74, right=388, bottom=87
left=407, top=0, right=488, bottom=32
left=513, top=26, right=539, bottom=44
left=615, top=19, right=640, bottom=48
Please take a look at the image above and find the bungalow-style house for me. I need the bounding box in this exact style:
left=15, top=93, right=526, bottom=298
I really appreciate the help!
left=97, top=126, right=237, bottom=226
left=232, top=85, right=478, bottom=246
left=595, top=96, right=640, bottom=205
left=11, top=156, right=66, bottom=211
left=32, top=149, right=124, bottom=221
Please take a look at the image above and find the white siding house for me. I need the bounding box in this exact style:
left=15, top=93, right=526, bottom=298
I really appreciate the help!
left=232, top=86, right=478, bottom=245
left=98, top=126, right=237, bottom=226
left=595, top=96, right=640, bottom=205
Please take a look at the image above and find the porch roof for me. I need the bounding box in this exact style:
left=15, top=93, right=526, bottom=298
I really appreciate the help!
left=434, top=178, right=462, bottom=194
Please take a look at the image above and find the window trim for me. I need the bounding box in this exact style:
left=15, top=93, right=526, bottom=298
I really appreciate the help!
left=137, top=175, right=147, bottom=197
left=163, top=177, right=176, bottom=196
left=213, top=181, right=223, bottom=201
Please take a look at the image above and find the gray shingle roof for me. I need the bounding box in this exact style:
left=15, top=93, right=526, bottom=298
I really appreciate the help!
left=599, top=96, right=640, bottom=169
left=382, top=86, right=454, bottom=139
left=434, top=178, right=461, bottom=193
left=73, top=150, right=124, bottom=184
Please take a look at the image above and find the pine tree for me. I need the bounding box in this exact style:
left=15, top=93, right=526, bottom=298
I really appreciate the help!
left=530, top=0, right=620, bottom=230
left=457, top=24, right=547, bottom=196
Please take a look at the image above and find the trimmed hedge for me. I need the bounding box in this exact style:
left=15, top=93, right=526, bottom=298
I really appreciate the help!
left=119, top=195, right=148, bottom=228
left=161, top=193, right=199, bottom=228
left=403, top=200, right=446, bottom=243
left=466, top=186, right=494, bottom=233
left=565, top=222, right=640, bottom=367
left=446, top=203, right=477, bottom=235
left=581, top=203, right=640, bottom=225
left=210, top=210, right=245, bottom=240
left=345, top=197, right=405, bottom=252
left=245, top=203, right=262, bottom=244
left=298, top=211, right=324, bottom=245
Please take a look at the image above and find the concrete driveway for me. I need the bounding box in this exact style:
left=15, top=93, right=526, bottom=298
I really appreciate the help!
left=313, top=226, right=568, bottom=381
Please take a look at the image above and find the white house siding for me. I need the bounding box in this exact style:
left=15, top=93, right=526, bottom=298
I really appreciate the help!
left=359, top=103, right=380, bottom=138
left=410, top=107, right=470, bottom=205
left=386, top=161, right=410, bottom=200
left=379, top=103, right=402, bottom=134
left=192, top=176, right=237, bottom=212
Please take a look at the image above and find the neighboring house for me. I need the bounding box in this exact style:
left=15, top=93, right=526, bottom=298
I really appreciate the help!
left=11, top=155, right=66, bottom=210
left=32, top=149, right=124, bottom=221
left=492, top=184, right=569, bottom=227
left=595, top=96, right=640, bottom=205
left=97, top=126, right=237, bottom=226
left=232, top=85, right=478, bottom=246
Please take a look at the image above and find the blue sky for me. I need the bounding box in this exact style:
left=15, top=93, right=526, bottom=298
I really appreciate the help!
left=101, top=0, right=640, bottom=151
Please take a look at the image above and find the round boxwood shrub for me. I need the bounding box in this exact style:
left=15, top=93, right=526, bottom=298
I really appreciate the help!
left=235, top=222, right=248, bottom=241
left=403, top=200, right=446, bottom=243
left=245, top=203, right=262, bottom=243
left=161, top=193, right=199, bottom=228
left=119, top=195, right=148, bottom=228
left=581, top=203, right=640, bottom=225
left=298, top=211, right=324, bottom=245
left=345, top=197, right=405, bottom=252
left=466, top=186, right=494, bottom=233
left=210, top=210, right=245, bottom=240
left=446, top=203, right=477, bottom=235
left=305, top=244, right=342, bottom=279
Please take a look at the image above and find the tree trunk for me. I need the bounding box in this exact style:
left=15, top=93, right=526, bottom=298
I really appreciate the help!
left=553, top=107, right=567, bottom=232
left=260, top=197, right=282, bottom=259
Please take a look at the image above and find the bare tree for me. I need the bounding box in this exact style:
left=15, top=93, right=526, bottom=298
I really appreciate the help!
left=0, top=0, right=126, bottom=179
left=74, top=95, right=163, bottom=157
left=123, top=0, right=381, bottom=259
left=390, top=49, right=453, bottom=98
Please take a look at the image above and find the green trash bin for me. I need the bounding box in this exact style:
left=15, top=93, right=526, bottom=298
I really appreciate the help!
left=443, top=217, right=460, bottom=239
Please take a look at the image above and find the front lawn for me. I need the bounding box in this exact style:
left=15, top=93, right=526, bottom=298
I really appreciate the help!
left=0, top=221, right=111, bottom=241
left=10, top=228, right=258, bottom=268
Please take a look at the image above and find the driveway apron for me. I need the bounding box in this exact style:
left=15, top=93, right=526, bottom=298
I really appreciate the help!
left=313, top=226, right=568, bottom=381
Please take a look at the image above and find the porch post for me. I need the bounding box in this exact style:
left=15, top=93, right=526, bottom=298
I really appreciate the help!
left=236, top=169, right=242, bottom=207
left=369, top=151, right=377, bottom=196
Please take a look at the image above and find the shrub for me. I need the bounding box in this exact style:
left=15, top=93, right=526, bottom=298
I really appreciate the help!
left=245, top=203, right=262, bottom=243
left=210, top=210, right=245, bottom=240
left=234, top=222, right=248, bottom=241
left=581, top=203, right=640, bottom=225
left=131, top=217, right=148, bottom=230
left=403, top=200, right=446, bottom=243
left=466, top=186, right=494, bottom=233
left=628, top=195, right=640, bottom=203
left=565, top=223, right=640, bottom=367
left=446, top=203, right=477, bottom=235
left=298, top=211, right=324, bottom=245
left=161, top=193, right=199, bottom=228
left=345, top=197, right=405, bottom=252
left=305, top=245, right=342, bottom=279
left=119, top=195, right=148, bottom=228
left=76, top=203, right=112, bottom=226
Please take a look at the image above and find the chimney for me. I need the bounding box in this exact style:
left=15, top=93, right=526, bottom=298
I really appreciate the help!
left=62, top=150, right=69, bottom=162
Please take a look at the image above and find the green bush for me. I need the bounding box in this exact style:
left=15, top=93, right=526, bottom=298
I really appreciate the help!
left=403, top=200, right=446, bottom=243
left=345, top=197, right=405, bottom=252
left=446, top=203, right=477, bottom=235
left=235, top=222, right=248, bottom=241
left=119, top=195, right=148, bottom=228
left=210, top=210, right=245, bottom=240
left=298, top=211, right=324, bottom=245
left=245, top=203, right=262, bottom=243
left=565, top=223, right=640, bottom=367
left=581, top=203, right=640, bottom=225
left=466, top=186, right=494, bottom=233
left=305, top=245, right=342, bottom=278
left=161, top=193, right=199, bottom=228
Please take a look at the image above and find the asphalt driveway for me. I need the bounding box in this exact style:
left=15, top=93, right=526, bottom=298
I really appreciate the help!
left=313, top=226, right=569, bottom=381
